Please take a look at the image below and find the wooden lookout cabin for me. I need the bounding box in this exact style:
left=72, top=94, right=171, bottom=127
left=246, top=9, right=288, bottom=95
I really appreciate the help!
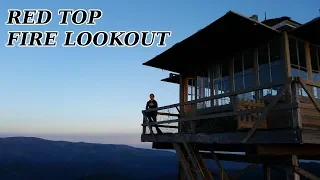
left=141, top=11, right=320, bottom=180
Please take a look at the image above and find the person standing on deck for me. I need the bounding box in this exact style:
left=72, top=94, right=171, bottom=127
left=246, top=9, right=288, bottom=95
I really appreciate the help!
left=145, top=93, right=162, bottom=134
left=145, top=93, right=158, bottom=122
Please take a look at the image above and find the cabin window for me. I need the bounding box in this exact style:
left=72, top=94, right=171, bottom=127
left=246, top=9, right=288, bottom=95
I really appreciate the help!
left=232, top=50, right=255, bottom=100
left=257, top=36, right=283, bottom=97
left=310, top=45, right=320, bottom=98
left=222, top=61, right=231, bottom=93
left=289, top=37, right=308, bottom=96
left=213, top=63, right=230, bottom=106
left=233, top=53, right=244, bottom=100
left=242, top=49, right=255, bottom=100
left=243, top=48, right=255, bottom=89
left=258, top=42, right=271, bottom=85
left=187, top=78, right=196, bottom=101
left=289, top=37, right=308, bottom=79
left=313, top=87, right=320, bottom=99
left=311, top=45, right=320, bottom=81
left=269, top=36, right=284, bottom=82
left=233, top=53, right=244, bottom=91
left=196, top=71, right=210, bottom=109
left=221, top=62, right=231, bottom=104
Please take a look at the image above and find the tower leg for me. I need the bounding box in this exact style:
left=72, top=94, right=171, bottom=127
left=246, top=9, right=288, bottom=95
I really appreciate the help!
left=178, top=162, right=185, bottom=180
left=286, top=155, right=300, bottom=180
left=263, top=165, right=271, bottom=180
left=292, top=155, right=300, bottom=180
left=211, top=150, right=229, bottom=180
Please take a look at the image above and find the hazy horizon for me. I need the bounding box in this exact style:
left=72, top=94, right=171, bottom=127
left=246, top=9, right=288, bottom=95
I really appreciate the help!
left=0, top=132, right=152, bottom=149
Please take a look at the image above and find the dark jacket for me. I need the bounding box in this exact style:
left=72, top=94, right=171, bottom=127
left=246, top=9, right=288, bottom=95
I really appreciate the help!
left=145, top=100, right=158, bottom=116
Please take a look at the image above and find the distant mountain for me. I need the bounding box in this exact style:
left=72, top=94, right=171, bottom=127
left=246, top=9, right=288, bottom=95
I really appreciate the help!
left=0, top=137, right=177, bottom=180
left=0, top=137, right=319, bottom=180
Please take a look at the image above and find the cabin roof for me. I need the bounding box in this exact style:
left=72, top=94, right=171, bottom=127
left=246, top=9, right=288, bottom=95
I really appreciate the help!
left=143, top=10, right=320, bottom=75
left=162, top=15, right=320, bottom=85
left=143, top=10, right=280, bottom=73
left=290, top=17, right=320, bottom=45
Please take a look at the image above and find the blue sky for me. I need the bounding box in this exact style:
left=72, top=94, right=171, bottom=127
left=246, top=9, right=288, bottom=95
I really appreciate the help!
left=0, top=0, right=319, bottom=146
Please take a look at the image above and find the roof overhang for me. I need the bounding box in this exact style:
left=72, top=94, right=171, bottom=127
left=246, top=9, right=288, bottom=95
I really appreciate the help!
left=162, top=74, right=211, bottom=86
left=161, top=74, right=180, bottom=84
left=143, top=10, right=280, bottom=74
left=290, top=17, right=320, bottom=45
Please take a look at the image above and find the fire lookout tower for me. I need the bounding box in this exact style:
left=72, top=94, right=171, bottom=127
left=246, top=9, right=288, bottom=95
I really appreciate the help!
left=141, top=11, right=320, bottom=180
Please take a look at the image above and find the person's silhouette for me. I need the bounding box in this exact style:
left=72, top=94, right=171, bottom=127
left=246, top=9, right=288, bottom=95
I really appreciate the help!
left=145, top=93, right=162, bottom=134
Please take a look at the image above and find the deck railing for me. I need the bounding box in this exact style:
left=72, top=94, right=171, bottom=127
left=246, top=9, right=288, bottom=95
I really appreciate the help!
left=141, top=77, right=320, bottom=142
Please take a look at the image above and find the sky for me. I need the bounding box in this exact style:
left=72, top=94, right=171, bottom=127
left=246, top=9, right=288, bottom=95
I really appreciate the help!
left=0, top=0, right=319, bottom=147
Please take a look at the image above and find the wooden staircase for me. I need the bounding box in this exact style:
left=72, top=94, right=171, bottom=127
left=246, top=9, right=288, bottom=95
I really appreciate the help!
left=173, top=143, right=214, bottom=180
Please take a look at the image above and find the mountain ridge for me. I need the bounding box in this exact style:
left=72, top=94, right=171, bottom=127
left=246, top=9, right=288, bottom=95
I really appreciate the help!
left=0, top=137, right=319, bottom=180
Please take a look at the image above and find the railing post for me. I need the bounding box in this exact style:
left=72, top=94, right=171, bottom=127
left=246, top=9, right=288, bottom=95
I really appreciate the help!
left=179, top=74, right=185, bottom=134
left=291, top=78, right=302, bottom=129
left=142, top=116, right=146, bottom=135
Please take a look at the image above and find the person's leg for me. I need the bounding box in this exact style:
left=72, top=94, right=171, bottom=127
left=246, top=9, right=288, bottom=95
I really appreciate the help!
left=151, top=115, right=162, bottom=134
left=152, top=115, right=157, bottom=122
left=145, top=112, right=154, bottom=122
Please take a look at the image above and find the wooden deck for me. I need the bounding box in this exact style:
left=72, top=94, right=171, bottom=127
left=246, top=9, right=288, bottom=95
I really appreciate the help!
left=142, top=77, right=320, bottom=147
left=141, top=128, right=320, bottom=145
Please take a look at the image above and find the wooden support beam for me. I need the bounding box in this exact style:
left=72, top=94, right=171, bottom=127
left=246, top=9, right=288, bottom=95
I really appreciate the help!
left=281, top=31, right=293, bottom=107
left=241, top=79, right=292, bottom=143
left=282, top=31, right=291, bottom=78
left=142, top=116, right=146, bottom=134
left=179, top=74, right=185, bottom=133
left=182, top=143, right=203, bottom=179
left=173, top=143, right=194, bottom=180
left=201, top=151, right=320, bottom=165
left=141, top=129, right=299, bottom=144
left=210, top=150, right=230, bottom=180
left=290, top=155, right=300, bottom=180
left=153, top=142, right=320, bottom=157
left=178, top=162, right=185, bottom=180
left=255, top=144, right=320, bottom=156
left=305, top=42, right=313, bottom=80
left=269, top=164, right=320, bottom=180
left=299, top=78, right=320, bottom=87
left=201, top=152, right=292, bottom=165
left=291, top=80, right=302, bottom=129
left=263, top=165, right=271, bottom=180
left=152, top=143, right=255, bottom=153
left=293, top=166, right=320, bottom=180
left=229, top=57, right=236, bottom=105
left=298, top=78, right=320, bottom=113
left=192, top=146, right=214, bottom=180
